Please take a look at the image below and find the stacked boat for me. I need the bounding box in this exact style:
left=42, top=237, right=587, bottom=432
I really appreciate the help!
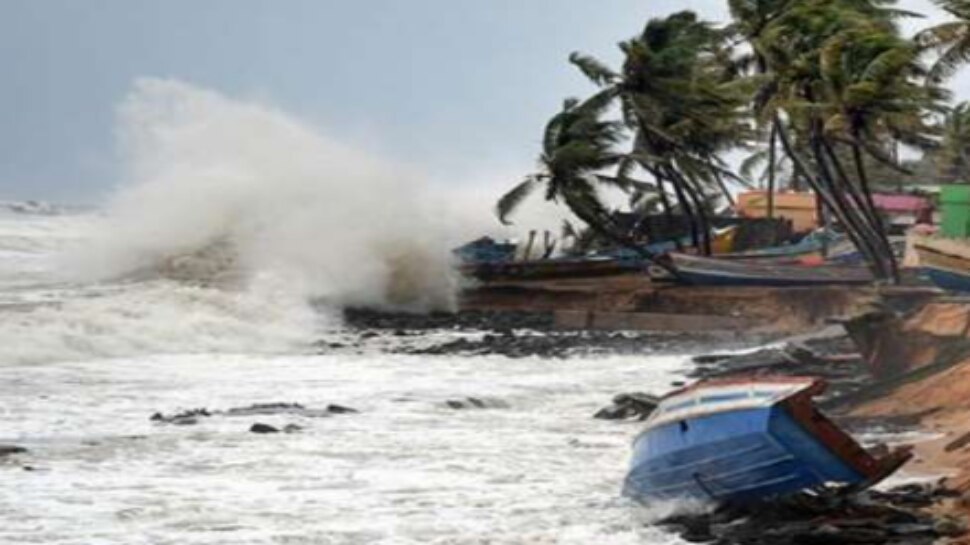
left=912, top=236, right=970, bottom=292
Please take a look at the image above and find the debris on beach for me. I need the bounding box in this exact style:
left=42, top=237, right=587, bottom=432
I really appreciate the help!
left=657, top=482, right=967, bottom=545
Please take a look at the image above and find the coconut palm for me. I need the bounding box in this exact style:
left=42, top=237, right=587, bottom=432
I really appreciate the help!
left=746, top=0, right=928, bottom=281
left=570, top=11, right=753, bottom=254
left=494, top=92, right=638, bottom=251
left=818, top=20, right=947, bottom=277
left=937, top=101, right=970, bottom=181
left=918, top=0, right=970, bottom=83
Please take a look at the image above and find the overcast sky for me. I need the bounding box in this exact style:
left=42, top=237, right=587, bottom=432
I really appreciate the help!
left=0, top=0, right=960, bottom=203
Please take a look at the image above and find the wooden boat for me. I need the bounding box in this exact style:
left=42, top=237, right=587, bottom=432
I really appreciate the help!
left=622, top=377, right=912, bottom=505
left=719, top=229, right=839, bottom=260
left=657, top=252, right=873, bottom=287
left=453, top=237, right=517, bottom=264
left=913, top=237, right=970, bottom=292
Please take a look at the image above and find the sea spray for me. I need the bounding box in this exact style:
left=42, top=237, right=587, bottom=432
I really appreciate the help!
left=1, top=79, right=577, bottom=365
left=72, top=78, right=458, bottom=310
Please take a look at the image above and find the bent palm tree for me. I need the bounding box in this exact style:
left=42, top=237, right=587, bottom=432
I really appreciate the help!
left=938, top=102, right=970, bottom=181
left=495, top=92, right=638, bottom=252
left=918, top=0, right=970, bottom=83
left=571, top=11, right=754, bottom=254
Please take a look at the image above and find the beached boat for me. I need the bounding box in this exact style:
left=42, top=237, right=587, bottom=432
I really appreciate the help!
left=913, top=237, right=970, bottom=292
left=622, top=377, right=911, bottom=505
left=657, top=252, right=873, bottom=287
left=719, top=229, right=839, bottom=260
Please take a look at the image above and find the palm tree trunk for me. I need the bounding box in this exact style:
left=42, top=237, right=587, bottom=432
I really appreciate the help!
left=653, top=175, right=682, bottom=251
left=817, top=139, right=892, bottom=276
left=562, top=192, right=680, bottom=277
left=713, top=170, right=736, bottom=208
left=850, top=141, right=899, bottom=282
left=664, top=165, right=702, bottom=253
left=675, top=170, right=714, bottom=256
left=774, top=116, right=886, bottom=280
left=811, top=134, right=889, bottom=280
left=767, top=123, right=777, bottom=219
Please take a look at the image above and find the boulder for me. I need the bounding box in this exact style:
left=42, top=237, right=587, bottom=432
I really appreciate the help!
left=249, top=423, right=279, bottom=434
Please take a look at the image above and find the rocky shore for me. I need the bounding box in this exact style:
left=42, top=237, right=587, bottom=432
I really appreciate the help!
left=344, top=292, right=970, bottom=544
left=338, top=307, right=777, bottom=359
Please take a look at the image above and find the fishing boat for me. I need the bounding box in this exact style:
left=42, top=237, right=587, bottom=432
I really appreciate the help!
left=719, top=229, right=839, bottom=260
left=656, top=252, right=873, bottom=287
left=622, top=377, right=911, bottom=505
left=913, top=237, right=970, bottom=292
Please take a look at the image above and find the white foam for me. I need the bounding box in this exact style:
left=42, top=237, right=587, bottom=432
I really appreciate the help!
left=66, top=78, right=460, bottom=311
left=0, top=278, right=321, bottom=366
left=0, top=352, right=691, bottom=544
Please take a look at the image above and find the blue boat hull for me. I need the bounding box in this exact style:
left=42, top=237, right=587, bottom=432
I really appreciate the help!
left=923, top=266, right=970, bottom=292
left=623, top=405, right=864, bottom=504
left=675, top=269, right=868, bottom=287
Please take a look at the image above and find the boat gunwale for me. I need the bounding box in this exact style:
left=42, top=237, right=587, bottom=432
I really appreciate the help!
left=636, top=377, right=820, bottom=433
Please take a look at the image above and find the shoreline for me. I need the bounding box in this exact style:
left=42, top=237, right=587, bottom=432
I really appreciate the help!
left=343, top=285, right=970, bottom=543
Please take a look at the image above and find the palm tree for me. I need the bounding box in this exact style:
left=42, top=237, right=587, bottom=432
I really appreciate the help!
left=813, top=19, right=945, bottom=273
left=494, top=92, right=638, bottom=252
left=728, top=0, right=800, bottom=216
left=918, top=0, right=970, bottom=83
left=746, top=0, right=929, bottom=281
left=570, top=11, right=753, bottom=254
left=938, top=101, right=970, bottom=181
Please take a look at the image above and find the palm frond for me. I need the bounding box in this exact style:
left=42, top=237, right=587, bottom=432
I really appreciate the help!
left=569, top=52, right=618, bottom=86
left=495, top=177, right=539, bottom=225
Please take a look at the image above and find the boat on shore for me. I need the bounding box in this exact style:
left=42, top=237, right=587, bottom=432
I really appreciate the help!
left=622, top=377, right=912, bottom=505
left=655, top=252, right=873, bottom=287
left=718, top=229, right=838, bottom=260
left=913, top=237, right=970, bottom=292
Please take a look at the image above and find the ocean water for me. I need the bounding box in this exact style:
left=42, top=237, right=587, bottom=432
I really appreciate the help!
left=0, top=80, right=703, bottom=544
left=0, top=204, right=695, bottom=544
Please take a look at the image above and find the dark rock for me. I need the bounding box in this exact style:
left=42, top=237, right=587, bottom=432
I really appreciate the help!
left=341, top=307, right=554, bottom=332
left=594, top=392, right=659, bottom=420
left=444, top=397, right=506, bottom=410
left=338, top=307, right=770, bottom=359
left=326, top=404, right=359, bottom=414
left=150, top=408, right=210, bottom=424
left=226, top=403, right=332, bottom=418
left=250, top=423, right=279, bottom=434
left=0, top=445, right=27, bottom=457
